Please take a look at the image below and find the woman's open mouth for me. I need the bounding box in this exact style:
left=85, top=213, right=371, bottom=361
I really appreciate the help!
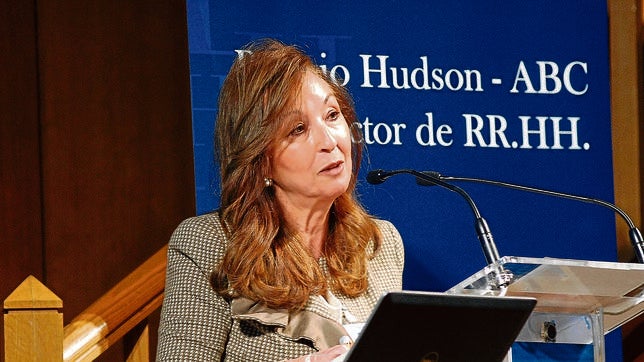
left=319, top=160, right=344, bottom=175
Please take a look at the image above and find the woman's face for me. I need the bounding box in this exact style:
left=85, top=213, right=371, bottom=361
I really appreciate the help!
left=269, top=70, right=353, bottom=210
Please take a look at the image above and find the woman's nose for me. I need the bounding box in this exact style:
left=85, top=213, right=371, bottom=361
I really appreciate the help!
left=314, top=120, right=337, bottom=152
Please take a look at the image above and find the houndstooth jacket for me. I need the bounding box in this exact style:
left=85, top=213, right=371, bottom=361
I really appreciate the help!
left=156, top=211, right=404, bottom=361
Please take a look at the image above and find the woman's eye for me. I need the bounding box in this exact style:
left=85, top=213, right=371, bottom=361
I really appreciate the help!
left=327, top=110, right=340, bottom=121
left=290, top=123, right=305, bottom=136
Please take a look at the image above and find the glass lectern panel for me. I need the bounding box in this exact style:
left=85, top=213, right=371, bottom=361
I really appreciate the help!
left=448, top=256, right=644, bottom=361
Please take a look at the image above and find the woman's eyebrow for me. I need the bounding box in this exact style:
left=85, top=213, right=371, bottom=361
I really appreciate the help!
left=281, top=109, right=302, bottom=119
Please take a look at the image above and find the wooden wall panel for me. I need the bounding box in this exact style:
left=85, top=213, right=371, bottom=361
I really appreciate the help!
left=0, top=1, right=43, bottom=359
left=608, top=0, right=643, bottom=360
left=36, top=1, right=194, bottom=359
left=1, top=1, right=194, bottom=359
left=609, top=0, right=642, bottom=263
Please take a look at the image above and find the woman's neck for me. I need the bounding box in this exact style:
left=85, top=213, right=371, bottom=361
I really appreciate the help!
left=278, top=199, right=332, bottom=258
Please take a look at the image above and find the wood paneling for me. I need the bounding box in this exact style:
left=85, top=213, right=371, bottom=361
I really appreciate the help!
left=608, top=0, right=643, bottom=360
left=609, top=0, right=642, bottom=264
left=37, top=0, right=193, bottom=315
left=1, top=1, right=194, bottom=360
left=36, top=1, right=194, bottom=359
left=0, top=1, right=43, bottom=359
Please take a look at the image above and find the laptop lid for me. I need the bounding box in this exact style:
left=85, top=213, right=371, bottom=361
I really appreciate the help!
left=343, top=291, right=537, bottom=362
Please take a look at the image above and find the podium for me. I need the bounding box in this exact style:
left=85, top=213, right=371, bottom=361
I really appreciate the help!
left=447, top=256, right=644, bottom=361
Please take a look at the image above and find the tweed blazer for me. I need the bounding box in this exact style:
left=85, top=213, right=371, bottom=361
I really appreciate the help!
left=157, top=212, right=404, bottom=361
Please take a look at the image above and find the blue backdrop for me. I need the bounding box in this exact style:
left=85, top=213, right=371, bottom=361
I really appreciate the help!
left=185, top=1, right=621, bottom=360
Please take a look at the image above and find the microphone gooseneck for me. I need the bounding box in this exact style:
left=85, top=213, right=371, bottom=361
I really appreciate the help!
left=417, top=171, right=644, bottom=264
left=367, top=169, right=502, bottom=266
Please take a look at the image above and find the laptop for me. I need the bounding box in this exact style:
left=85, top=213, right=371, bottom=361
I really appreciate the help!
left=343, top=291, right=537, bottom=362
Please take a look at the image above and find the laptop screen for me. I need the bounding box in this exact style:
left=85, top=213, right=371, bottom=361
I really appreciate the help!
left=343, top=291, right=536, bottom=362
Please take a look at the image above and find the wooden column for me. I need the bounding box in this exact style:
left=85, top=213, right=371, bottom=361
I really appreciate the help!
left=608, top=0, right=642, bottom=263
left=607, top=1, right=644, bottom=360
left=4, top=276, right=63, bottom=361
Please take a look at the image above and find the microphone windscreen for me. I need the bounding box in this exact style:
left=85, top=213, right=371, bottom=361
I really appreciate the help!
left=366, top=170, right=386, bottom=184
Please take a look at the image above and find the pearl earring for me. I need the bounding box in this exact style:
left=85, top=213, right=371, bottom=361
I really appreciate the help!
left=264, top=177, right=273, bottom=187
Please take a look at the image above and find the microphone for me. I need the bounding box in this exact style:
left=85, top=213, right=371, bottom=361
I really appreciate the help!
left=365, top=169, right=395, bottom=185
left=416, top=171, right=644, bottom=264
left=366, top=169, right=508, bottom=275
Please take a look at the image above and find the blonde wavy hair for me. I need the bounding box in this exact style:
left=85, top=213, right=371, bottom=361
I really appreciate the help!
left=211, top=39, right=382, bottom=311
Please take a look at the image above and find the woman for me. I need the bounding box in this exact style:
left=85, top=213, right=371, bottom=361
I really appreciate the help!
left=157, top=39, right=404, bottom=361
